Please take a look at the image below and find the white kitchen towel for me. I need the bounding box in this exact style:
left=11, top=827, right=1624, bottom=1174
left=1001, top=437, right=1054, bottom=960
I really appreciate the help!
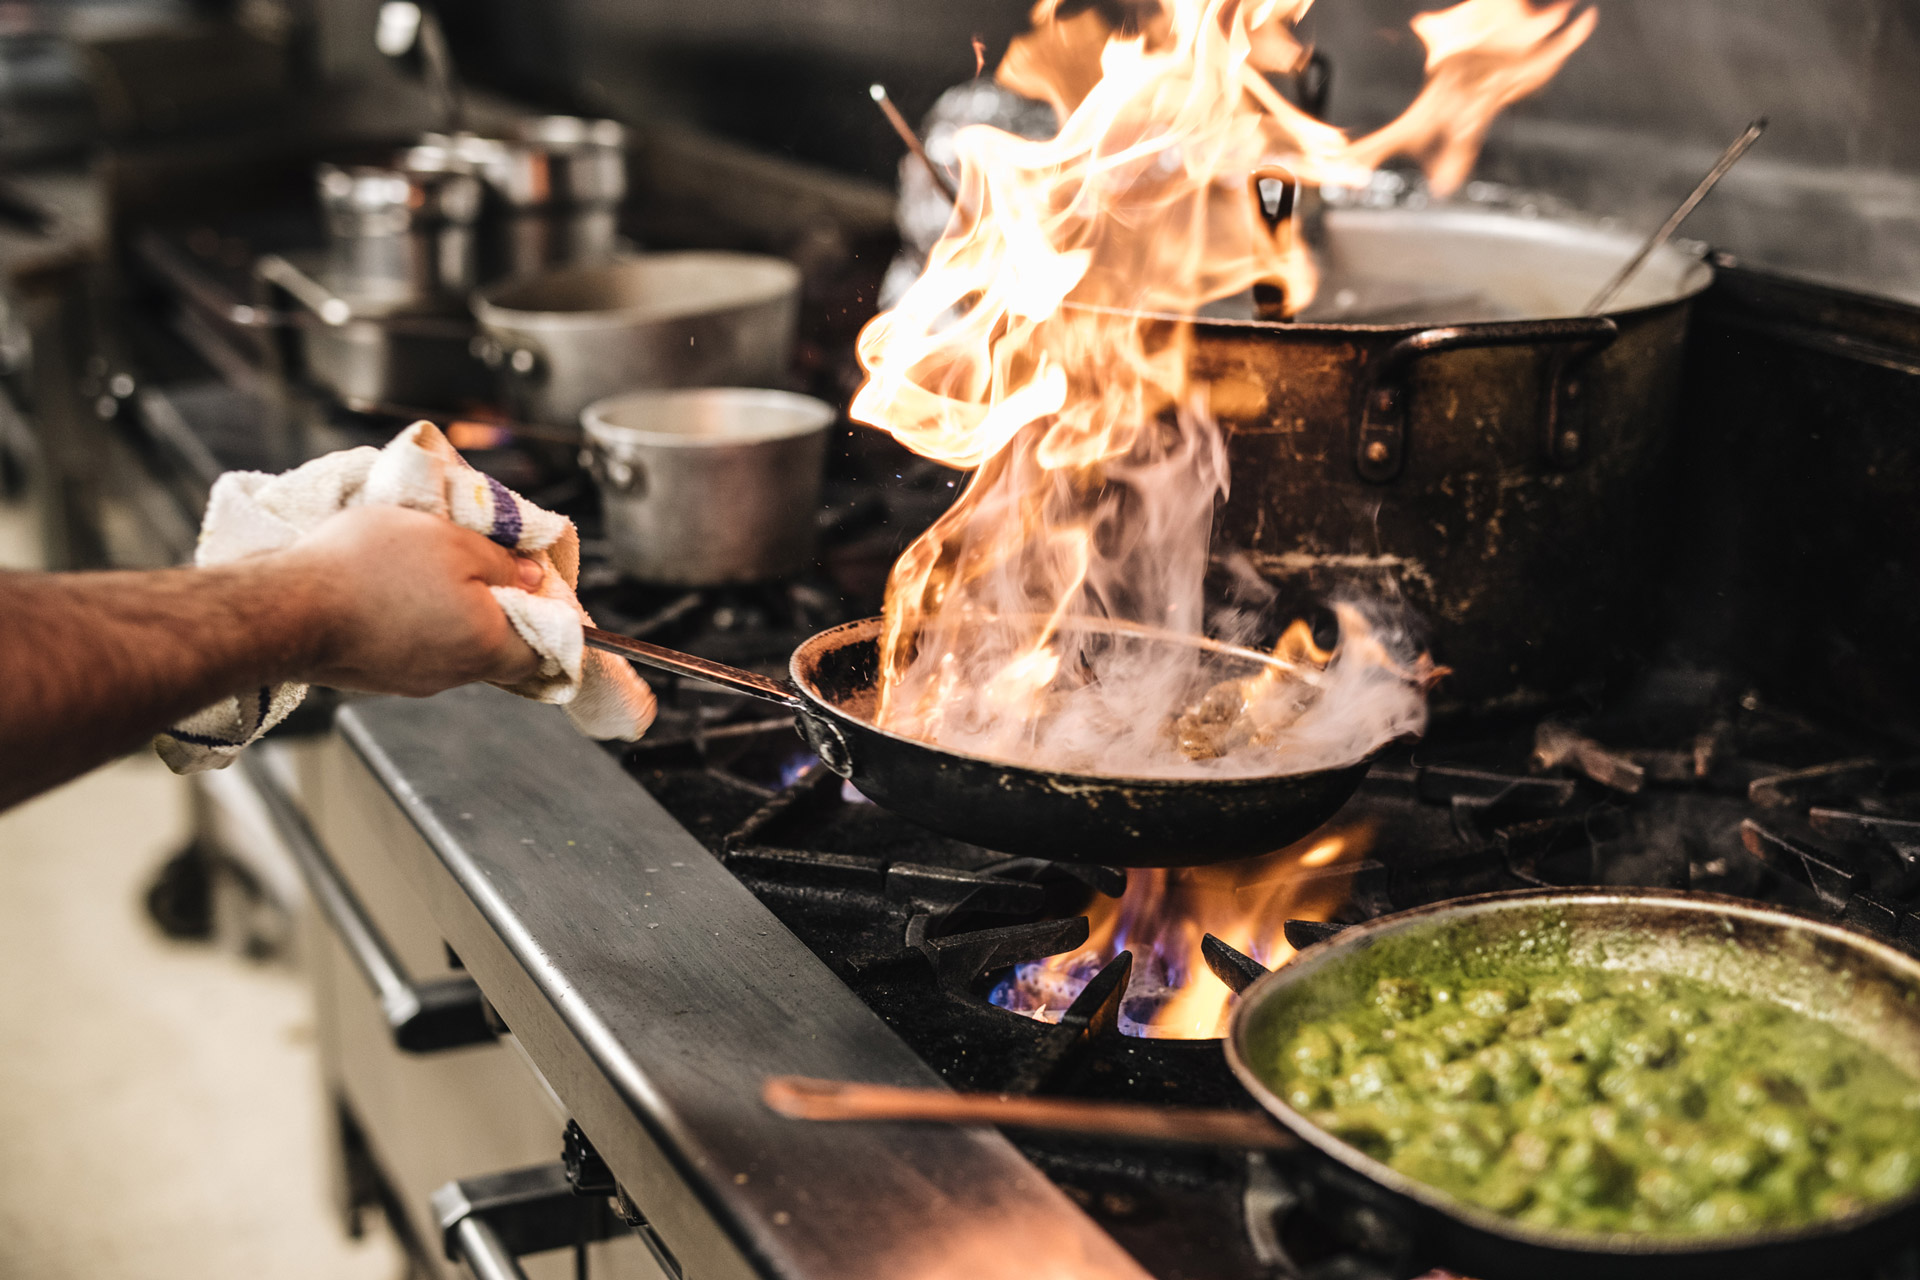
left=153, top=421, right=656, bottom=774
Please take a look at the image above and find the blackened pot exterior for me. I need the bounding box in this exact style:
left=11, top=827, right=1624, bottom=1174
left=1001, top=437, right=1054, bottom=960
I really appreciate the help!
left=1190, top=209, right=1710, bottom=716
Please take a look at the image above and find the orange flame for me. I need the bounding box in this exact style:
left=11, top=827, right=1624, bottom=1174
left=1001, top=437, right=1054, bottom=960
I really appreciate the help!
left=993, top=825, right=1369, bottom=1039
left=852, top=0, right=1590, bottom=775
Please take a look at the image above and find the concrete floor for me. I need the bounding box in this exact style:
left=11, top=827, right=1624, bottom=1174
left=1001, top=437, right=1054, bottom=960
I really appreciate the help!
left=0, top=495, right=407, bottom=1278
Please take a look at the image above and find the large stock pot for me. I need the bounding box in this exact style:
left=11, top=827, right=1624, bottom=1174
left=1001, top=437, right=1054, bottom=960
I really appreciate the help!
left=1178, top=203, right=1712, bottom=716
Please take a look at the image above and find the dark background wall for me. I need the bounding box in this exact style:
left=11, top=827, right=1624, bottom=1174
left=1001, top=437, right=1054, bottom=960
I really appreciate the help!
left=439, top=0, right=1920, bottom=301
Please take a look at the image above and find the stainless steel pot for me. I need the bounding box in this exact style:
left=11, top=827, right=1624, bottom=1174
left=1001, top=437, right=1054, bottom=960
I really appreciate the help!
left=1185, top=204, right=1714, bottom=716
left=422, top=116, right=627, bottom=282
left=256, top=252, right=492, bottom=415
left=472, top=252, right=802, bottom=429
left=580, top=387, right=833, bottom=584
left=316, top=160, right=481, bottom=305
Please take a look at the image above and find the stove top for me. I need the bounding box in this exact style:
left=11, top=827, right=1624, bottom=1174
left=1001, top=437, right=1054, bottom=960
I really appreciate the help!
left=593, top=620, right=1920, bottom=1279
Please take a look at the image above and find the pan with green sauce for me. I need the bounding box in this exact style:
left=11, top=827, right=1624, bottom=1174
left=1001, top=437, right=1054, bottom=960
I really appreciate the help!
left=1263, top=962, right=1920, bottom=1237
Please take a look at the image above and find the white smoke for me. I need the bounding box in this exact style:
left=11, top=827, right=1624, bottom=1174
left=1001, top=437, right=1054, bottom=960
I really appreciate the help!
left=876, top=403, right=1430, bottom=779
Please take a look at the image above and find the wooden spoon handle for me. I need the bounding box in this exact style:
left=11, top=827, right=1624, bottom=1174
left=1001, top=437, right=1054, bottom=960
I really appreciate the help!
left=763, top=1075, right=1294, bottom=1150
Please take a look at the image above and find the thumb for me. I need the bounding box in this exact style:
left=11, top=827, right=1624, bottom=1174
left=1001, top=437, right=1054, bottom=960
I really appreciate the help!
left=470, top=535, right=546, bottom=591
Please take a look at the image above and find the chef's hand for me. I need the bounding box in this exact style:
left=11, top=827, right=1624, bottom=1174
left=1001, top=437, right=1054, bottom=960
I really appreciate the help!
left=281, top=505, right=544, bottom=695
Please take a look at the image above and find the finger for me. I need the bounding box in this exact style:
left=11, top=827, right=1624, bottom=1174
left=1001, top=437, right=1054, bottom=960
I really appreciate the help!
left=465, top=533, right=536, bottom=590
left=489, top=620, right=544, bottom=684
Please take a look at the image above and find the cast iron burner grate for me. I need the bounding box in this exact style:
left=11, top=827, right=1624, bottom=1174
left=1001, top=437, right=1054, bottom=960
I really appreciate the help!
left=602, top=647, right=1920, bottom=1280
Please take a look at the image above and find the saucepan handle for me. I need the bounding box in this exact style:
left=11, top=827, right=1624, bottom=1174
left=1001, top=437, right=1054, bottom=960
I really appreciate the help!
left=583, top=626, right=805, bottom=710
left=1355, top=315, right=1619, bottom=482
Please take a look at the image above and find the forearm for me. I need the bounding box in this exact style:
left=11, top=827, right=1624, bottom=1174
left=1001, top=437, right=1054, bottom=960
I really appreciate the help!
left=0, top=561, right=327, bottom=808
left=0, top=505, right=542, bottom=812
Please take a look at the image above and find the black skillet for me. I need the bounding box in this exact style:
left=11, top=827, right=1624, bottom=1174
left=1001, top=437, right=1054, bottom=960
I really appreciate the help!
left=765, top=889, right=1920, bottom=1280
left=583, top=615, right=1373, bottom=868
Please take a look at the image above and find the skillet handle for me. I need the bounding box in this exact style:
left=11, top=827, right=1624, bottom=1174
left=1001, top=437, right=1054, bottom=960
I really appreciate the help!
left=1354, top=314, right=1619, bottom=482
left=583, top=625, right=804, bottom=710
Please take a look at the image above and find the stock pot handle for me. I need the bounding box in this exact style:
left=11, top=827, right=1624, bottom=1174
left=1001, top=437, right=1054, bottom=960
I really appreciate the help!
left=1354, top=315, right=1619, bottom=483
left=472, top=334, right=545, bottom=381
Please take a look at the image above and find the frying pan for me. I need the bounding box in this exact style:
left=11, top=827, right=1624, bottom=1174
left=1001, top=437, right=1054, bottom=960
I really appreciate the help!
left=583, top=616, right=1374, bottom=867
left=764, top=889, right=1920, bottom=1279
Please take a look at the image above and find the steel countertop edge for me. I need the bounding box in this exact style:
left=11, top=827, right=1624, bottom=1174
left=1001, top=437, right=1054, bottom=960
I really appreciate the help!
left=334, top=684, right=1153, bottom=1280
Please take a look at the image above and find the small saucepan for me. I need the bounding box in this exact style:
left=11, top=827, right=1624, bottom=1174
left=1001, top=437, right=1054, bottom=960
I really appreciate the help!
left=581, top=387, right=835, bottom=586
left=763, top=889, right=1920, bottom=1279
left=584, top=618, right=1376, bottom=867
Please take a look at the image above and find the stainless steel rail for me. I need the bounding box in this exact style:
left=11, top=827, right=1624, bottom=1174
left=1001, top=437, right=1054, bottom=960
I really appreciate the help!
left=432, top=1163, right=615, bottom=1280
left=238, top=752, right=497, bottom=1053
left=447, top=1216, right=527, bottom=1280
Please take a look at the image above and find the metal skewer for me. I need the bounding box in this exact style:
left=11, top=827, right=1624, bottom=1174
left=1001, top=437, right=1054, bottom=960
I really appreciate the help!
left=869, top=83, right=960, bottom=204
left=763, top=1075, right=1295, bottom=1150
left=1584, top=117, right=1766, bottom=315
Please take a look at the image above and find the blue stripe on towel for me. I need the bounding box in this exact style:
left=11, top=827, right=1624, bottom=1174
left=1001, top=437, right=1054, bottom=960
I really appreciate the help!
left=165, top=727, right=244, bottom=747
left=485, top=475, right=523, bottom=548
left=165, top=685, right=275, bottom=748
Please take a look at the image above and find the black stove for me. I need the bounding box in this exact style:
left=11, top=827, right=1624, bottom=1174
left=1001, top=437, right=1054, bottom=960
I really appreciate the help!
left=579, top=608, right=1920, bottom=1280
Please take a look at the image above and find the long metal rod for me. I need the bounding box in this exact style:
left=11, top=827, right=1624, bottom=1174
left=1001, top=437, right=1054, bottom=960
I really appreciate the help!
left=447, top=1217, right=528, bottom=1280
left=763, top=1075, right=1295, bottom=1150
left=415, top=5, right=464, bottom=134
left=1585, top=117, right=1766, bottom=315
left=237, top=752, right=495, bottom=1053
left=583, top=625, right=802, bottom=707
left=869, top=83, right=960, bottom=204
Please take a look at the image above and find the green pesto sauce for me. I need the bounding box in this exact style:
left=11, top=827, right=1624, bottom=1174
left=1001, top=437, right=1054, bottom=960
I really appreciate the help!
left=1267, top=966, right=1920, bottom=1237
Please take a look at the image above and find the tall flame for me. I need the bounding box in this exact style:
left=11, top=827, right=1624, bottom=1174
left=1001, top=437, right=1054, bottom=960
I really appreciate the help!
left=852, top=0, right=1592, bottom=777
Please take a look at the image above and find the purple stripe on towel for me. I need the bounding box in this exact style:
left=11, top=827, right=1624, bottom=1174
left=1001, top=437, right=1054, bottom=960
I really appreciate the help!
left=484, top=474, right=523, bottom=547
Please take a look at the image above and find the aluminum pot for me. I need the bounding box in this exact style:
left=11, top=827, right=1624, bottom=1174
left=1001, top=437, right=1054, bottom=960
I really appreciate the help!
left=422, top=116, right=627, bottom=282
left=472, top=252, right=801, bottom=429
left=256, top=252, right=492, bottom=415
left=316, top=160, right=480, bottom=305
left=1179, top=204, right=1713, bottom=717
left=581, top=387, right=833, bottom=585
